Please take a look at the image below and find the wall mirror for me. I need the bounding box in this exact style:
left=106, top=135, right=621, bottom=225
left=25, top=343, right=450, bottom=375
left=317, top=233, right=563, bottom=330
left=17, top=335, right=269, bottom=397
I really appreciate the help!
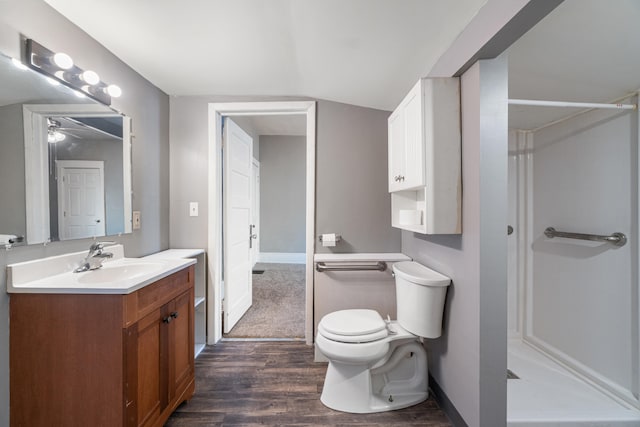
left=0, top=51, right=132, bottom=245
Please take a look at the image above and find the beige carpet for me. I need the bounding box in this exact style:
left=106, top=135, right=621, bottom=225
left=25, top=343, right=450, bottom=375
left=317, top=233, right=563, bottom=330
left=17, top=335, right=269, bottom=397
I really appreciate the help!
left=223, top=263, right=305, bottom=338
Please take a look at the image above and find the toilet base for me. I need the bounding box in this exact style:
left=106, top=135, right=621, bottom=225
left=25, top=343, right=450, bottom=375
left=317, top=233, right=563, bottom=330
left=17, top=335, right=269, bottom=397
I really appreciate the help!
left=320, top=340, right=428, bottom=414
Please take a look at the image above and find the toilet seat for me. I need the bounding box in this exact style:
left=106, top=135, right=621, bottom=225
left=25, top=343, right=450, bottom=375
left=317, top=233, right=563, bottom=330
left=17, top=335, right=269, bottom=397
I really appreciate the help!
left=318, top=309, right=388, bottom=343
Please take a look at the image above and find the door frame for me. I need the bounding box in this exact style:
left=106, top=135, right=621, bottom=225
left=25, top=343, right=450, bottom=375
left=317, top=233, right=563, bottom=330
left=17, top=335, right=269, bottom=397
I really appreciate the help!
left=250, top=158, right=260, bottom=268
left=208, top=101, right=316, bottom=344
left=55, top=160, right=105, bottom=240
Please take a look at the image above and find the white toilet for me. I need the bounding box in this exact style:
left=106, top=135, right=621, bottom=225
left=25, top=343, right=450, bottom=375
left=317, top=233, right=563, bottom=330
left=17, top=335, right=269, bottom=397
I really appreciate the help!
left=315, top=260, right=451, bottom=414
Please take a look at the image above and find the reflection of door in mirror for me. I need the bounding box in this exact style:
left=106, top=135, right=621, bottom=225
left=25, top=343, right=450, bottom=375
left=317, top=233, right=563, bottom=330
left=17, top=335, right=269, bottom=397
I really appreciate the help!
left=56, top=160, right=105, bottom=240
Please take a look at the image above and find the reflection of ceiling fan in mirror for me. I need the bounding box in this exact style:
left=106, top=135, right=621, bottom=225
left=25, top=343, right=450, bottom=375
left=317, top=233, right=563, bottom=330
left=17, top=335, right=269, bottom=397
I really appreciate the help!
left=47, top=118, right=66, bottom=143
left=46, top=116, right=122, bottom=143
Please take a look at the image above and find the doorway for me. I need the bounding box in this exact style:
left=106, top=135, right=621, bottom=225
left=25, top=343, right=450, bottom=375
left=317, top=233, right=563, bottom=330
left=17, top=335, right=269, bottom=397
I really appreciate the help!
left=224, top=125, right=307, bottom=339
left=208, top=101, right=316, bottom=345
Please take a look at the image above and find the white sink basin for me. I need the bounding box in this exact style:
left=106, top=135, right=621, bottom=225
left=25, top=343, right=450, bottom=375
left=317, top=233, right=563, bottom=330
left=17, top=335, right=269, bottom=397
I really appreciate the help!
left=6, top=245, right=196, bottom=294
left=76, top=261, right=165, bottom=284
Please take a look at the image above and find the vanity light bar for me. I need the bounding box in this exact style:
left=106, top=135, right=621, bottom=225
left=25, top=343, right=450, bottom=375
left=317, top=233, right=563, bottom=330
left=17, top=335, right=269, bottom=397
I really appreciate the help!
left=25, top=39, right=121, bottom=106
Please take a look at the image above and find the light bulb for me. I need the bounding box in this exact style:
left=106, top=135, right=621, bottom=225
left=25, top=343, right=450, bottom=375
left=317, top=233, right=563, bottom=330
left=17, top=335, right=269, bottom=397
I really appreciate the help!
left=81, top=70, right=100, bottom=85
left=48, top=131, right=65, bottom=143
left=106, top=84, right=122, bottom=98
left=11, top=58, right=27, bottom=70
left=52, top=52, right=73, bottom=69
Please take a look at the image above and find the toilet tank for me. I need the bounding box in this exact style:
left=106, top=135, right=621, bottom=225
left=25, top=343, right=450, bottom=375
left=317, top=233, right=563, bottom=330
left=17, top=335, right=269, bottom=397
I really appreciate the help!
left=393, top=261, right=451, bottom=339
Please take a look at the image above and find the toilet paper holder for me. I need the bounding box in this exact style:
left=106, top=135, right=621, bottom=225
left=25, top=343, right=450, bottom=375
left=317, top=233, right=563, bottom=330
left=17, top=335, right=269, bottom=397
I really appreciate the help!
left=318, top=234, right=342, bottom=243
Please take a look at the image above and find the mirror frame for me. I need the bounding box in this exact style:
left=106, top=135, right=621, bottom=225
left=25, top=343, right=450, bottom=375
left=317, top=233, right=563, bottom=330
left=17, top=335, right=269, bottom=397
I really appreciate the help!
left=23, top=103, right=132, bottom=244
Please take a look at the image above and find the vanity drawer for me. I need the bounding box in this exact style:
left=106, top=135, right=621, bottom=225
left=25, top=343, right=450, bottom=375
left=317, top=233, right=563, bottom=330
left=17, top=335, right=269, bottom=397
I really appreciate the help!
left=124, top=266, right=193, bottom=325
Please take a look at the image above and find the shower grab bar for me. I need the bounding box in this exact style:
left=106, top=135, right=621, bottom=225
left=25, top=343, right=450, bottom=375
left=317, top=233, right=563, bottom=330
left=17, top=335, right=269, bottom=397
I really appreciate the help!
left=544, top=227, right=627, bottom=247
left=315, top=261, right=387, bottom=273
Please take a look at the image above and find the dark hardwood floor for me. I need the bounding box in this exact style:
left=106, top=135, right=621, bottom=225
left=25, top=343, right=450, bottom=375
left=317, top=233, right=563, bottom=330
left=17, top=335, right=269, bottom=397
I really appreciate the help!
left=165, top=341, right=452, bottom=426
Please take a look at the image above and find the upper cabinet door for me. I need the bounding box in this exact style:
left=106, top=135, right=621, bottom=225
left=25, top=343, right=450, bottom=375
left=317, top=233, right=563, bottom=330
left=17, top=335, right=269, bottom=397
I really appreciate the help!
left=388, top=109, right=405, bottom=192
left=388, top=81, right=425, bottom=192
left=402, top=87, right=425, bottom=189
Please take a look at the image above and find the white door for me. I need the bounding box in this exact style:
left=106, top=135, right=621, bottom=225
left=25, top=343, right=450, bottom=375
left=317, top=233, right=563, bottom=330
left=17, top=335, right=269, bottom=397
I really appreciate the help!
left=56, top=160, right=106, bottom=240
left=250, top=160, right=260, bottom=268
left=223, top=119, right=254, bottom=333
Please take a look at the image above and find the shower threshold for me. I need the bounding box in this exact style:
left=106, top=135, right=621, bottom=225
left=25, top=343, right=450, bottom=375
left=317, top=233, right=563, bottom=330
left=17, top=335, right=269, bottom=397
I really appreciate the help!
left=507, top=339, right=640, bottom=426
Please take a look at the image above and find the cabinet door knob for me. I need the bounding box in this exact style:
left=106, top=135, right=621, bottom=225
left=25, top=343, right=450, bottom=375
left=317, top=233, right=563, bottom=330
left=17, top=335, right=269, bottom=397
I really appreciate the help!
left=170, top=311, right=179, bottom=319
left=162, top=316, right=172, bottom=324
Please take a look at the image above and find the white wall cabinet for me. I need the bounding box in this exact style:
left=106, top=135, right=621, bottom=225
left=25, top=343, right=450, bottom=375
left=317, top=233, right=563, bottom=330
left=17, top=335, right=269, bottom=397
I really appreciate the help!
left=388, top=78, right=461, bottom=234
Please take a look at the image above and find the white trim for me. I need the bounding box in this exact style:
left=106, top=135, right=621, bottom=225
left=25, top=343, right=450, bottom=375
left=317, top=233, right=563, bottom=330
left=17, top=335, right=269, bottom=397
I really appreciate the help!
left=636, top=92, right=640, bottom=406
left=208, top=101, right=316, bottom=345
left=22, top=104, right=132, bottom=244
left=257, top=252, right=306, bottom=264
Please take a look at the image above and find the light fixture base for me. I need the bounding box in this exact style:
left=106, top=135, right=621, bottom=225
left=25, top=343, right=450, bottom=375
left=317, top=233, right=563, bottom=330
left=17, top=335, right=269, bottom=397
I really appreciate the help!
left=25, top=39, right=114, bottom=106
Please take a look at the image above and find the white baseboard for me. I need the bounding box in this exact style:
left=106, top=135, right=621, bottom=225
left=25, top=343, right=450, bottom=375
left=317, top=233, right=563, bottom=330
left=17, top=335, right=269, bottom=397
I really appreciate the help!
left=258, top=252, right=306, bottom=264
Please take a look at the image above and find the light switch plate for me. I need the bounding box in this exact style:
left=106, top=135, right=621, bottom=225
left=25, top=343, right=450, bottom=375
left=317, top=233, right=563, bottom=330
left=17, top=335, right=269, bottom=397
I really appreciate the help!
left=189, top=202, right=199, bottom=217
left=132, top=211, right=141, bottom=229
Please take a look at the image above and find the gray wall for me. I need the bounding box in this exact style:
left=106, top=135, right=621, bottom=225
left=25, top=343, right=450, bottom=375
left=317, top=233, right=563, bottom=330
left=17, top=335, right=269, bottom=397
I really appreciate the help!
left=0, top=3, right=171, bottom=425
left=259, top=135, right=306, bottom=253
left=169, top=96, right=401, bottom=255
left=0, top=104, right=26, bottom=238
left=402, top=57, right=508, bottom=427
left=315, top=100, right=398, bottom=253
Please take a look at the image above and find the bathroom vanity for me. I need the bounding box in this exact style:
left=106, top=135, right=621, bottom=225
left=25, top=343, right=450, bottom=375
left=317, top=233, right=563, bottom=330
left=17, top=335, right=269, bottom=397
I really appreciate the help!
left=7, top=246, right=196, bottom=427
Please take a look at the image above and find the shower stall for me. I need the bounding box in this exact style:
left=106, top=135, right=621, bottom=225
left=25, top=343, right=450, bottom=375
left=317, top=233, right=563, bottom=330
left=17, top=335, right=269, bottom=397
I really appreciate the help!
left=506, top=94, right=640, bottom=425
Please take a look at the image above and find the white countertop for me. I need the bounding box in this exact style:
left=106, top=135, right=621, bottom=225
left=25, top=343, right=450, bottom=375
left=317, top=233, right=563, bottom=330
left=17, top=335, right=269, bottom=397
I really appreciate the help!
left=6, top=244, right=196, bottom=294
left=143, top=248, right=205, bottom=259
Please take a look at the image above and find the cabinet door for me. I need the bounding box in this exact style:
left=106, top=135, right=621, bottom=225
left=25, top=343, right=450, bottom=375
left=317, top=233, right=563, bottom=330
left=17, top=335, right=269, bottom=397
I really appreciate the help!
left=402, top=86, right=425, bottom=189
left=388, top=81, right=425, bottom=192
left=136, top=306, right=164, bottom=427
left=167, top=289, right=195, bottom=402
left=388, top=109, right=405, bottom=192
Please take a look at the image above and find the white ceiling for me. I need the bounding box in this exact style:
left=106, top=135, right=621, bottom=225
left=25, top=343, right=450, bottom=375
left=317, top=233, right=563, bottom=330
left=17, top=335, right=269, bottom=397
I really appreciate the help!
left=42, top=1, right=639, bottom=134
left=43, top=0, right=487, bottom=111
left=508, top=0, right=640, bottom=130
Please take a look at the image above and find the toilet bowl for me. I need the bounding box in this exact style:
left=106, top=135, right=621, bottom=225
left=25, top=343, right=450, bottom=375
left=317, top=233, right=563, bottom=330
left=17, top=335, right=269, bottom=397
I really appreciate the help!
left=315, top=261, right=450, bottom=414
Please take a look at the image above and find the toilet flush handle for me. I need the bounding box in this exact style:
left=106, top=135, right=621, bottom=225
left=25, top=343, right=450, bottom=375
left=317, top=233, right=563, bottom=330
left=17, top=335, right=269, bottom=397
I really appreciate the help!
left=385, top=315, right=397, bottom=335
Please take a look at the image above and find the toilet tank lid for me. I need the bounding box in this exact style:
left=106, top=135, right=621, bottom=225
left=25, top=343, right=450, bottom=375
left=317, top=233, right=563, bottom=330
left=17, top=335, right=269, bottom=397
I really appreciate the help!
left=392, top=261, right=451, bottom=287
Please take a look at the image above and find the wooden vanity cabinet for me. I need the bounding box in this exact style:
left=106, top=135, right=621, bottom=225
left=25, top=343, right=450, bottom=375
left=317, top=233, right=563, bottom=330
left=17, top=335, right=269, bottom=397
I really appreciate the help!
left=10, top=265, right=195, bottom=427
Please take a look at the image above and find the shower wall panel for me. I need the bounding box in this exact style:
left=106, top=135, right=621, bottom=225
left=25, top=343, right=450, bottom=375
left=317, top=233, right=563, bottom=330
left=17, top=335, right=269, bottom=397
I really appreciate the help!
left=529, top=97, right=638, bottom=402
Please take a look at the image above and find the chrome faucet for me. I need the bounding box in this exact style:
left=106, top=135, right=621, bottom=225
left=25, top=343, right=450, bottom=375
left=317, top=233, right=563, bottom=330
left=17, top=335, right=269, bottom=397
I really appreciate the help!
left=74, top=241, right=115, bottom=273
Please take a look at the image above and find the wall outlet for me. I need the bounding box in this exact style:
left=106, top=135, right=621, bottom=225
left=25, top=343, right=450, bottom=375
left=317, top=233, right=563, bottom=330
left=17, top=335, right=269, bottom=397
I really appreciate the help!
left=132, top=211, right=141, bottom=229
left=189, top=202, right=199, bottom=217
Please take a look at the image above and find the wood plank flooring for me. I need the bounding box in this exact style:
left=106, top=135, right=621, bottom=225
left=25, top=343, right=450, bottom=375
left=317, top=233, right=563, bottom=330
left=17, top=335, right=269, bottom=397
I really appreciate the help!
left=165, top=341, right=452, bottom=426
